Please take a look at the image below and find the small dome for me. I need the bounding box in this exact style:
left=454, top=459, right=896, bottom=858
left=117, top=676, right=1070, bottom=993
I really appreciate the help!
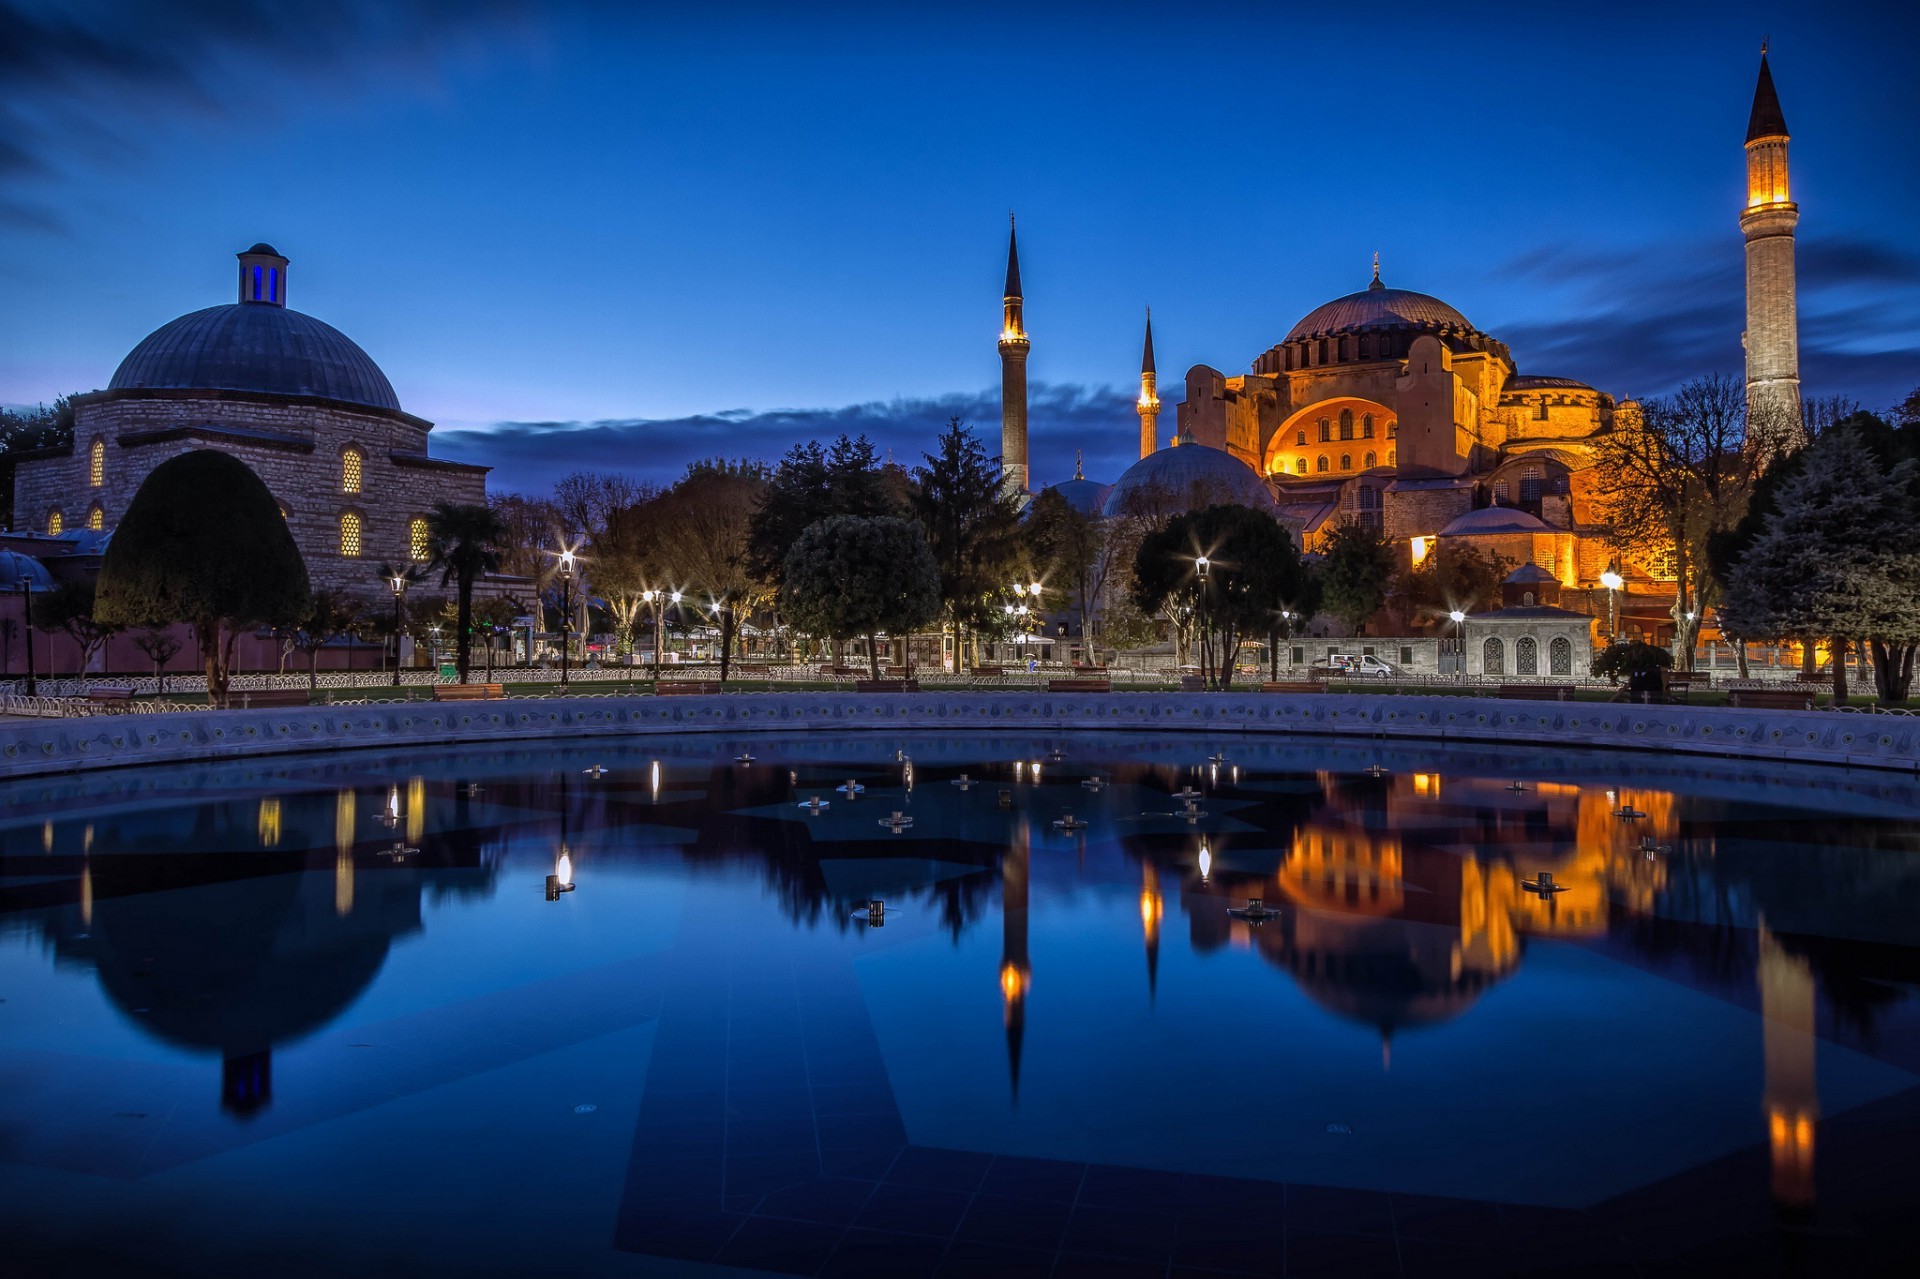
left=110, top=304, right=400, bottom=412
left=1440, top=505, right=1552, bottom=537
left=1101, top=439, right=1274, bottom=518
left=0, top=550, right=54, bottom=591
left=244, top=242, right=282, bottom=256
left=1505, top=561, right=1558, bottom=584
left=1046, top=476, right=1113, bottom=517
left=1286, top=285, right=1476, bottom=342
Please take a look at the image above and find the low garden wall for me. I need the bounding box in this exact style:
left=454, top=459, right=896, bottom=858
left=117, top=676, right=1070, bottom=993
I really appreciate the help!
left=2, top=690, right=1915, bottom=781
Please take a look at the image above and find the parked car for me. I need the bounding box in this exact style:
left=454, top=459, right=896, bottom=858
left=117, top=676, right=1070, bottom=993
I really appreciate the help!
left=1312, top=653, right=1396, bottom=678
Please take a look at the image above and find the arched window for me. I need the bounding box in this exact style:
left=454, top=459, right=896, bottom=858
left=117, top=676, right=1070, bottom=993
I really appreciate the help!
left=1516, top=636, right=1539, bottom=675
left=1339, top=409, right=1354, bottom=440
left=1340, top=454, right=1352, bottom=471
left=1296, top=429, right=1307, bottom=446
left=1523, top=592, right=1536, bottom=606
left=340, top=510, right=364, bottom=557
left=1318, top=419, right=1331, bottom=443
left=1316, top=456, right=1329, bottom=473
left=409, top=516, right=430, bottom=561
left=86, top=504, right=103, bottom=532
left=1536, top=398, right=1550, bottom=421
left=1519, top=466, right=1543, bottom=505
left=1388, top=449, right=1397, bottom=466
left=1550, top=636, right=1573, bottom=675
left=1364, top=451, right=1377, bottom=469
left=1295, top=458, right=1307, bottom=474
left=1483, top=637, right=1504, bottom=675
left=1387, top=422, right=1399, bottom=439
left=341, top=446, right=364, bottom=495
left=46, top=509, right=62, bottom=535
left=1362, top=414, right=1374, bottom=439
left=89, top=438, right=105, bottom=487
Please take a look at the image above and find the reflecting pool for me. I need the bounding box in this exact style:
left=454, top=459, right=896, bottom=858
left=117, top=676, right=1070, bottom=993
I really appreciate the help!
left=3, top=733, right=1919, bottom=1277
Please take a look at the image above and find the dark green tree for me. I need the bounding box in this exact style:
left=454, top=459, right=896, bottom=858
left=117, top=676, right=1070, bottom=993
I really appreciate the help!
left=94, top=450, right=309, bottom=706
left=1393, top=542, right=1508, bottom=631
left=912, top=418, right=1025, bottom=668
left=1131, top=504, right=1305, bottom=689
left=425, top=501, right=509, bottom=683
left=748, top=434, right=906, bottom=588
left=781, top=515, right=942, bottom=679
left=1317, top=520, right=1397, bottom=635
left=33, top=577, right=123, bottom=678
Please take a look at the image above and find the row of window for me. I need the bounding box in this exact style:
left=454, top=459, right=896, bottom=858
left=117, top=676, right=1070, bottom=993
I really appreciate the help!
left=44, top=507, right=105, bottom=535
left=77, top=439, right=371, bottom=498
left=1484, top=635, right=1574, bottom=677
left=1298, top=410, right=1396, bottom=446
left=1280, top=449, right=1396, bottom=475
left=339, top=511, right=431, bottom=560
left=1282, top=332, right=1407, bottom=370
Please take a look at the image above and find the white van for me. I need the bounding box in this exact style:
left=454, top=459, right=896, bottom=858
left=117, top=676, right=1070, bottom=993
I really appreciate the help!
left=1313, top=653, right=1396, bottom=678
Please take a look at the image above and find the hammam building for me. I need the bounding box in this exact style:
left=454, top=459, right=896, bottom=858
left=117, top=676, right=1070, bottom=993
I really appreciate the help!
left=12, top=244, right=489, bottom=592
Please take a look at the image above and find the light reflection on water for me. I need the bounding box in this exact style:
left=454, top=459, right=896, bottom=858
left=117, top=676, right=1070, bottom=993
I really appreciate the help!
left=2, top=733, right=1918, bottom=1274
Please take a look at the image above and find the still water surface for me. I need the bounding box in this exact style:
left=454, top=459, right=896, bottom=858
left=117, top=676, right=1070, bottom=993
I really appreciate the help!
left=2, top=733, right=1918, bottom=1277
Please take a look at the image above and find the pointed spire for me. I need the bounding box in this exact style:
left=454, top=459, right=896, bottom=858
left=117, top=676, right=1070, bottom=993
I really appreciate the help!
left=1073, top=448, right=1084, bottom=480
left=1747, top=47, right=1788, bottom=142
left=1004, top=212, right=1023, bottom=299
left=1141, top=306, right=1156, bottom=376
left=1369, top=252, right=1384, bottom=292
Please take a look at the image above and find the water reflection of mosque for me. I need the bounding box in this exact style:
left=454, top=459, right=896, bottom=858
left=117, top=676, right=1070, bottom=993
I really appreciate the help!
left=26, top=779, right=505, bottom=1117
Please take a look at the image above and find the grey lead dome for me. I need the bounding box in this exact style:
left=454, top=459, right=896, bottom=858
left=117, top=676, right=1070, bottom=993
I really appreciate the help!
left=109, top=303, right=401, bottom=413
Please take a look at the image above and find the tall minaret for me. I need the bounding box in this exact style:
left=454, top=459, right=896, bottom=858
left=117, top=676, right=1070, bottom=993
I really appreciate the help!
left=1137, top=307, right=1160, bottom=460
left=1741, top=46, right=1802, bottom=444
left=999, top=216, right=1030, bottom=495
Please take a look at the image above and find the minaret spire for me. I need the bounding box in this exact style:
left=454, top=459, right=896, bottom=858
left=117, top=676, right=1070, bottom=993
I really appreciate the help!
left=999, top=215, right=1031, bottom=495
left=1741, top=46, right=1802, bottom=447
left=1136, top=306, right=1161, bottom=460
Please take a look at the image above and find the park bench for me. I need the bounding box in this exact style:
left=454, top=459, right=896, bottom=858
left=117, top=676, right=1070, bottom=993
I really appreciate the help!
left=1260, top=681, right=1322, bottom=693
left=855, top=679, right=919, bottom=692
left=1663, top=673, right=1701, bottom=703
left=84, top=688, right=136, bottom=703
left=237, top=689, right=311, bottom=708
left=1729, top=687, right=1818, bottom=711
left=1178, top=675, right=1206, bottom=692
left=1498, top=684, right=1575, bottom=702
left=433, top=683, right=505, bottom=701
left=822, top=665, right=861, bottom=677
left=734, top=663, right=771, bottom=676
left=972, top=665, right=1005, bottom=678
left=656, top=681, right=724, bottom=695
left=1047, top=677, right=1110, bottom=693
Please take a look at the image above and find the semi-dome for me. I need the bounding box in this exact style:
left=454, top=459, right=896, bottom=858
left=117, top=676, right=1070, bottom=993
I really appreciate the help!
left=110, top=304, right=401, bottom=412
left=1286, top=279, right=1477, bottom=342
left=1440, top=504, right=1552, bottom=537
left=1100, top=437, right=1274, bottom=518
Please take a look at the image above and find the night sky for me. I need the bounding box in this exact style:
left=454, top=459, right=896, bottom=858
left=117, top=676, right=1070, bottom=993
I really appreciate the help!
left=3, top=1, right=1916, bottom=493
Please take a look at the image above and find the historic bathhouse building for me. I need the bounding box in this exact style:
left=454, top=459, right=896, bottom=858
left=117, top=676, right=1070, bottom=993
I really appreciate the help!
left=1013, top=51, right=1800, bottom=618
left=11, top=244, right=490, bottom=593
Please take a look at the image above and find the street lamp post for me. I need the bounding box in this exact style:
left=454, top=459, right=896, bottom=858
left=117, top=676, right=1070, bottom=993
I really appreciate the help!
left=1273, top=607, right=1296, bottom=680
left=558, top=550, right=575, bottom=688
left=388, top=571, right=408, bottom=687
left=1449, top=609, right=1467, bottom=682
left=1195, top=555, right=1211, bottom=690
left=1600, top=569, right=1624, bottom=644
left=642, top=589, right=661, bottom=675
left=18, top=581, right=36, bottom=697
left=669, top=589, right=682, bottom=665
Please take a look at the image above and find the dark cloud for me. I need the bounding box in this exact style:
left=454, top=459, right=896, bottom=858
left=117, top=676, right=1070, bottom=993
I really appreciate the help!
left=435, top=381, right=1149, bottom=495
left=1496, top=233, right=1920, bottom=408
left=0, top=0, right=533, bottom=233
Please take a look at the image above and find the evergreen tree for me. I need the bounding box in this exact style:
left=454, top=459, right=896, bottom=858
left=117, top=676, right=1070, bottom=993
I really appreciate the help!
left=912, top=418, right=1025, bottom=668
left=1393, top=542, right=1508, bottom=631
left=781, top=515, right=942, bottom=678
left=1318, top=521, right=1397, bottom=635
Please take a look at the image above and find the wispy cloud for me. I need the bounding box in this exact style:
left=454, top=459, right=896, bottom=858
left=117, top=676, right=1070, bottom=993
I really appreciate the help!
left=435, top=382, right=1149, bottom=495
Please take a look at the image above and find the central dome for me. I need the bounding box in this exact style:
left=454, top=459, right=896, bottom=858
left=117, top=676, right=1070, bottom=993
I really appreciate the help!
left=1100, top=440, right=1274, bottom=518
left=1285, top=282, right=1476, bottom=342
left=110, top=303, right=401, bottom=412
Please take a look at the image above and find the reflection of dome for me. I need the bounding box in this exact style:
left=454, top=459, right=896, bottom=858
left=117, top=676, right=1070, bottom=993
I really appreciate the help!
left=1048, top=475, right=1113, bottom=517
left=1100, top=440, right=1274, bottom=517
left=111, top=304, right=401, bottom=412
left=0, top=549, right=54, bottom=591
left=1440, top=504, right=1552, bottom=536
left=1285, top=281, right=1477, bottom=342
left=1283, top=912, right=1493, bottom=1035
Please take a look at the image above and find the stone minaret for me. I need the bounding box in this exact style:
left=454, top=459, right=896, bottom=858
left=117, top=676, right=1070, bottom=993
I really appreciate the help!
left=1137, top=307, right=1160, bottom=459
left=999, top=217, right=1030, bottom=495
left=1741, top=48, right=1802, bottom=444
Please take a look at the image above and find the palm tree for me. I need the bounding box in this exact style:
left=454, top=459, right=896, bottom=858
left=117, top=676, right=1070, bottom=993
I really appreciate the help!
left=426, top=502, right=509, bottom=683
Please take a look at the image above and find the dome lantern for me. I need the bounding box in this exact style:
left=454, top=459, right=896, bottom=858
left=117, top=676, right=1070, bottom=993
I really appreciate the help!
left=237, top=243, right=288, bottom=307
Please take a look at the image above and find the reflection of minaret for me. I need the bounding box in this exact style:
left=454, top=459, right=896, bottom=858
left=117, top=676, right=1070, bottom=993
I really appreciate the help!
left=1759, top=919, right=1818, bottom=1210
left=1136, top=307, right=1160, bottom=460
left=998, top=215, right=1030, bottom=496
left=999, top=818, right=1031, bottom=1103
left=1140, top=860, right=1162, bottom=1002
left=1741, top=46, right=1802, bottom=444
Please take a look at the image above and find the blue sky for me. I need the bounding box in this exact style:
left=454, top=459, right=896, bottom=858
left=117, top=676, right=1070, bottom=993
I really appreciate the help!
left=2, top=1, right=1916, bottom=492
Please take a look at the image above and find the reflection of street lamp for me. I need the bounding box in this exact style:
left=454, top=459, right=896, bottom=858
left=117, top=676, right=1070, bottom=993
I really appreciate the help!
left=1195, top=556, right=1212, bottom=690
left=388, top=571, right=408, bottom=687
left=1600, top=569, right=1624, bottom=643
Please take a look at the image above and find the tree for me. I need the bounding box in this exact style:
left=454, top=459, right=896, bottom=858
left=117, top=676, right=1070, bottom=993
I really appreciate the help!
left=425, top=501, right=509, bottom=683
left=1024, top=488, right=1105, bottom=659
left=0, top=397, right=75, bottom=529
left=131, top=627, right=183, bottom=693
left=1318, top=521, right=1396, bottom=635
left=34, top=577, right=124, bottom=678
left=646, top=461, right=770, bottom=681
left=290, top=589, right=365, bottom=690
left=489, top=491, right=565, bottom=580
left=94, top=450, right=309, bottom=706
left=1130, top=504, right=1305, bottom=689
left=1592, top=374, right=1784, bottom=670
left=749, top=435, right=907, bottom=590
left=1719, top=424, right=1920, bottom=704
left=1393, top=543, right=1507, bottom=632
left=913, top=419, right=1026, bottom=670
left=1591, top=640, right=1674, bottom=686
left=469, top=595, right=521, bottom=679
left=781, top=515, right=942, bottom=679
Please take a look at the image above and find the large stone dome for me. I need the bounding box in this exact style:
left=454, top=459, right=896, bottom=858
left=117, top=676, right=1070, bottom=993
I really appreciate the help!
left=109, top=303, right=401, bottom=412
left=1100, top=439, right=1274, bottom=518
left=1285, top=280, right=1477, bottom=342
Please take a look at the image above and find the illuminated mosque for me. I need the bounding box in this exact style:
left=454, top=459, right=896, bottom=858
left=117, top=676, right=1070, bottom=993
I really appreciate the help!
left=1002, top=52, right=1802, bottom=604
